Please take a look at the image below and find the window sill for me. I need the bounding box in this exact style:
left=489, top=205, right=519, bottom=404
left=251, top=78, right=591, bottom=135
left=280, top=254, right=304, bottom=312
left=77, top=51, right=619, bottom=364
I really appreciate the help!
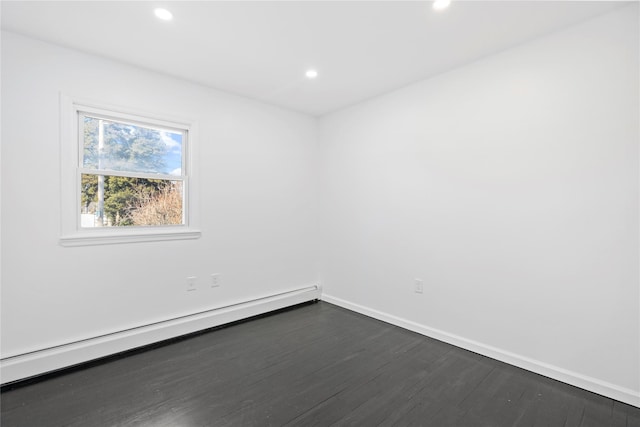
left=59, top=229, right=201, bottom=247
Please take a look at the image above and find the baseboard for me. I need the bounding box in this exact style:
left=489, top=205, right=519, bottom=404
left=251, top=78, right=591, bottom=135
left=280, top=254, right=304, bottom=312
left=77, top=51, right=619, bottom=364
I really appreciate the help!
left=322, top=294, right=640, bottom=408
left=1, top=285, right=321, bottom=385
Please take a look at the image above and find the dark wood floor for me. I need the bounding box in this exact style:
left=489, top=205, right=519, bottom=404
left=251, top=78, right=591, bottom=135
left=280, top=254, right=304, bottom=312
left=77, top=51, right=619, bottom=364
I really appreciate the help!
left=2, top=301, right=639, bottom=426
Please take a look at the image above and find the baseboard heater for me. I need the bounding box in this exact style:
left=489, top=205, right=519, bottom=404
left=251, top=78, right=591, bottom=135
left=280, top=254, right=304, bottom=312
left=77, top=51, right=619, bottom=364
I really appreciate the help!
left=1, top=284, right=321, bottom=385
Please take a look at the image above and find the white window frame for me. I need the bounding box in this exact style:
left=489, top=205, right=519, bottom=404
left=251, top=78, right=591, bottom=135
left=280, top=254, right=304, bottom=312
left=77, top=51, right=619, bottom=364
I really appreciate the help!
left=59, top=94, right=201, bottom=246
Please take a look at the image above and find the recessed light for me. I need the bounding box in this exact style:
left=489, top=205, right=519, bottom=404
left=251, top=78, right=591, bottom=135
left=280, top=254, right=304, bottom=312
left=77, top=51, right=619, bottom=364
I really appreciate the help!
left=433, top=0, right=451, bottom=11
left=305, top=69, right=318, bottom=79
left=154, top=8, right=173, bottom=21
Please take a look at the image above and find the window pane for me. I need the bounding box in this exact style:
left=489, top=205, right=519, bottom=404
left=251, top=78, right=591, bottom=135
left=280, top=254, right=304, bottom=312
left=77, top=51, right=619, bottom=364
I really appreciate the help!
left=81, top=174, right=184, bottom=227
left=82, top=116, right=183, bottom=176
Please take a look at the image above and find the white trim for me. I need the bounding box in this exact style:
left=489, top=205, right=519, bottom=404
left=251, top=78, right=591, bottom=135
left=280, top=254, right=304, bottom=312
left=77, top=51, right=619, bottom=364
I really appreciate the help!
left=322, top=294, right=640, bottom=408
left=59, top=93, right=201, bottom=245
left=59, top=229, right=201, bottom=247
left=77, top=168, right=185, bottom=182
left=1, top=285, right=321, bottom=384
left=78, top=106, right=189, bottom=134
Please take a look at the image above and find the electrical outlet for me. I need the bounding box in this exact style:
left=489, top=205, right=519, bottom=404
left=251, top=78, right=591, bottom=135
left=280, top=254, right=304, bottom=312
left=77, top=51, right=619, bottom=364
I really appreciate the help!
left=187, top=276, right=197, bottom=292
left=211, top=273, right=220, bottom=288
left=414, top=278, right=423, bottom=294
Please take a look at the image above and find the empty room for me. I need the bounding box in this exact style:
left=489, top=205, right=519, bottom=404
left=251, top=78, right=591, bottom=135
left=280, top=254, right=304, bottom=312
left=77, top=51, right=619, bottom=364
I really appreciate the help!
left=1, top=1, right=639, bottom=425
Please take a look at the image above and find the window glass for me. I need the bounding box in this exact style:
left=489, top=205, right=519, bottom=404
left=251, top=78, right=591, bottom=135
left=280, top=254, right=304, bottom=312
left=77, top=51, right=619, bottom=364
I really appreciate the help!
left=80, top=174, right=183, bottom=227
left=82, top=116, right=183, bottom=176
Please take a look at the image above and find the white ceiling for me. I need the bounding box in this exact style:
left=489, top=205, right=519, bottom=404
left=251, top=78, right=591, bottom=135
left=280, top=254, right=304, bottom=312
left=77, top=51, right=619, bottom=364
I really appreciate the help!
left=0, top=1, right=628, bottom=116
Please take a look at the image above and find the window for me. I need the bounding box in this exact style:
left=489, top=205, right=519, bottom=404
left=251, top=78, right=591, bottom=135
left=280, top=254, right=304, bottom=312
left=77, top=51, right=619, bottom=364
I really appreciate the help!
left=60, top=97, right=200, bottom=246
left=79, top=114, right=186, bottom=228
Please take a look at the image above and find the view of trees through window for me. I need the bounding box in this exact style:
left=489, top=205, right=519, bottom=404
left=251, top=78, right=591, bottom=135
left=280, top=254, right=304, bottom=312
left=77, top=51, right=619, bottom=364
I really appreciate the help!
left=80, top=114, right=185, bottom=227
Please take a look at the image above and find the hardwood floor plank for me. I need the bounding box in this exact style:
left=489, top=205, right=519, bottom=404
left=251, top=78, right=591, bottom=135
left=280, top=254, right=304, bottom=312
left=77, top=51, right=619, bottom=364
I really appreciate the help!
left=625, top=400, right=640, bottom=427
left=455, top=366, right=534, bottom=426
left=376, top=350, right=496, bottom=426
left=216, top=330, right=422, bottom=425
left=611, top=400, right=629, bottom=427
left=579, top=392, right=614, bottom=427
left=286, top=340, right=452, bottom=426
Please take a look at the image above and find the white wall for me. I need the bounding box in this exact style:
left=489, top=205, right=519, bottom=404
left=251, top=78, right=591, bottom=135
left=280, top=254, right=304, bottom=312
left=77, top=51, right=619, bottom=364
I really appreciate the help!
left=1, top=32, right=319, bottom=358
left=320, top=5, right=639, bottom=404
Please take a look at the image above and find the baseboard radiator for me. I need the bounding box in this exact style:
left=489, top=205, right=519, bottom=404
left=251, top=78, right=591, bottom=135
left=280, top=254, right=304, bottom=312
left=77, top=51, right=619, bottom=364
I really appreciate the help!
left=1, top=285, right=321, bottom=385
